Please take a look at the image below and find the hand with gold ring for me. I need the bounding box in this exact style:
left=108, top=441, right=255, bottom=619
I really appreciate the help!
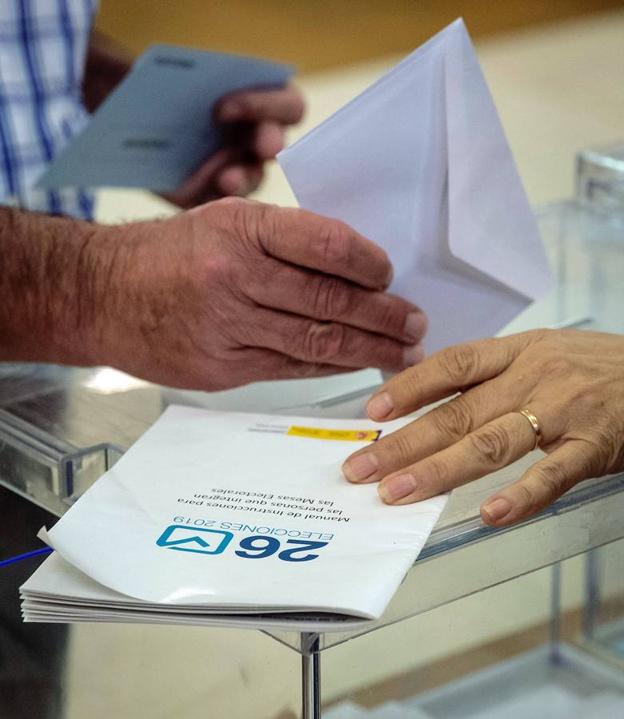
left=342, top=329, right=624, bottom=527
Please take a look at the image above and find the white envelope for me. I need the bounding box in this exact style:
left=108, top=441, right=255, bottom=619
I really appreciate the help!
left=278, top=19, right=554, bottom=353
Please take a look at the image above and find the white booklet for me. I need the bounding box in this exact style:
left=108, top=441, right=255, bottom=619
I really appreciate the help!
left=21, top=406, right=446, bottom=632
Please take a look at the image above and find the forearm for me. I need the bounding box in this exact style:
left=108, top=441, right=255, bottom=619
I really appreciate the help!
left=0, top=208, right=116, bottom=365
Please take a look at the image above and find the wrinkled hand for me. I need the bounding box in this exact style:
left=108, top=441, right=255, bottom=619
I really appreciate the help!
left=342, top=329, right=624, bottom=527
left=90, top=198, right=426, bottom=389
left=163, top=85, right=305, bottom=208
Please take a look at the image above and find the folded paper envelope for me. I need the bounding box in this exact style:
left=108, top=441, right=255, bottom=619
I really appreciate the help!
left=278, top=19, right=554, bottom=353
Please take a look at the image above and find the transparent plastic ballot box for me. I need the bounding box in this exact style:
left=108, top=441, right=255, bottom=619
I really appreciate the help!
left=1, top=192, right=624, bottom=718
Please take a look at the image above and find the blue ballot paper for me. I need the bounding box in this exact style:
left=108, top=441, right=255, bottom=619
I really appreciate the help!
left=37, top=45, right=294, bottom=192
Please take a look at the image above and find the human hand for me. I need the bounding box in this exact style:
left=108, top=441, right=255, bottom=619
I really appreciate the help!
left=342, top=329, right=624, bottom=527
left=162, top=85, right=305, bottom=208
left=89, top=198, right=426, bottom=390
left=81, top=34, right=303, bottom=206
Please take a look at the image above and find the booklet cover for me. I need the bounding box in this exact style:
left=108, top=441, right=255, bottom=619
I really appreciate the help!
left=21, top=406, right=446, bottom=632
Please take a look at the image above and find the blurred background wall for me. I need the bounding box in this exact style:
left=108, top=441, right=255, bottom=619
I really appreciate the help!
left=96, top=0, right=624, bottom=70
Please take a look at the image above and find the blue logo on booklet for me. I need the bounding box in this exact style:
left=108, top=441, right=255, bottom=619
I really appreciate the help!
left=156, top=525, right=233, bottom=555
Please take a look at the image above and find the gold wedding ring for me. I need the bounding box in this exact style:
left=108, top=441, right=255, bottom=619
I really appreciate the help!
left=517, top=409, right=542, bottom=451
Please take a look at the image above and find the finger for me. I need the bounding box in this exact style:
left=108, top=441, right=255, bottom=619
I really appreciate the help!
left=218, top=117, right=279, bottom=163
left=217, top=165, right=247, bottom=196
left=376, top=412, right=541, bottom=504
left=225, top=347, right=354, bottom=386
left=241, top=165, right=264, bottom=195
left=252, top=121, right=285, bottom=159
left=216, top=85, right=305, bottom=125
left=246, top=260, right=427, bottom=343
left=237, top=307, right=423, bottom=372
left=161, top=149, right=231, bottom=208
left=480, top=441, right=601, bottom=526
left=365, top=333, right=538, bottom=421
left=343, top=380, right=530, bottom=483
left=217, top=164, right=264, bottom=197
left=154, top=346, right=352, bottom=391
left=258, top=206, right=393, bottom=290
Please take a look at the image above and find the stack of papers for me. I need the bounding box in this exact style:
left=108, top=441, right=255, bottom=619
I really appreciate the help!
left=21, top=407, right=447, bottom=632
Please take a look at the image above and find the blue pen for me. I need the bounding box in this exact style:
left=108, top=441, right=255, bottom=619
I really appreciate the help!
left=0, top=547, right=52, bottom=568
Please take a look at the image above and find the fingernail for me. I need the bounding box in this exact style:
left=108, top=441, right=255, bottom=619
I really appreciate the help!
left=379, top=474, right=417, bottom=502
left=482, top=497, right=512, bottom=523
left=342, top=452, right=378, bottom=482
left=367, top=391, right=393, bottom=420
left=403, top=345, right=424, bottom=367
left=403, top=312, right=427, bottom=342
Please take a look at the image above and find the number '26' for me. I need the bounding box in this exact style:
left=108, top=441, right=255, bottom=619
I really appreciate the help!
left=235, top=536, right=328, bottom=562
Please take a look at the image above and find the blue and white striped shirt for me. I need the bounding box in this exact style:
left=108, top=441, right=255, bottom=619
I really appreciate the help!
left=0, top=0, right=98, bottom=219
